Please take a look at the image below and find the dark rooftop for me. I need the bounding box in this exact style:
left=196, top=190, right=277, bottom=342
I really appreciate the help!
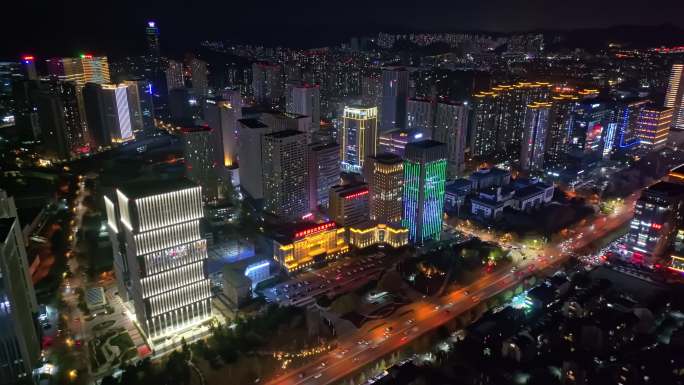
left=370, top=152, right=403, bottom=164
left=179, top=125, right=212, bottom=134
left=644, top=181, right=684, bottom=198
left=238, top=118, right=268, bottom=129
left=406, top=139, right=445, bottom=149
left=264, top=129, right=304, bottom=139
left=309, top=142, right=339, bottom=151
left=118, top=177, right=198, bottom=199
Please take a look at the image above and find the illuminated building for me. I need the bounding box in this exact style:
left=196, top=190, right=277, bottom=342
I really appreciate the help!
left=286, top=82, right=320, bottom=130
left=262, top=130, right=308, bottom=220
left=272, top=221, right=348, bottom=273
left=260, top=111, right=313, bottom=142
left=341, top=105, right=378, bottom=173
left=0, top=191, right=40, bottom=385
left=402, top=140, right=447, bottom=244
left=348, top=223, right=408, bottom=249
left=625, top=181, right=684, bottom=266
left=105, top=179, right=211, bottom=340
left=671, top=255, right=684, bottom=273
left=520, top=102, right=551, bottom=172
left=544, top=94, right=578, bottom=167
left=406, top=98, right=435, bottom=136
left=166, top=60, right=185, bottom=91
left=46, top=55, right=111, bottom=86
left=568, top=100, right=612, bottom=156
left=180, top=126, right=220, bottom=202
left=365, top=154, right=403, bottom=224
left=123, top=78, right=155, bottom=133
left=433, top=101, right=468, bottom=178
left=88, top=83, right=137, bottom=144
left=21, top=55, right=37, bottom=80
left=636, top=105, right=673, bottom=151
left=470, top=91, right=498, bottom=158
left=328, top=183, right=370, bottom=227
left=238, top=118, right=272, bottom=201
left=380, top=67, right=409, bottom=131
left=188, top=57, right=208, bottom=98
left=252, top=62, right=283, bottom=108
left=204, top=97, right=239, bottom=167
left=307, top=142, right=340, bottom=210
left=379, top=129, right=412, bottom=156
left=664, top=64, right=684, bottom=130
left=36, top=80, right=83, bottom=159
left=146, top=21, right=160, bottom=58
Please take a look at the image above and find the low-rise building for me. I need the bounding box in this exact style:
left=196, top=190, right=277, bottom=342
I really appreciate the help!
left=470, top=180, right=554, bottom=220
left=272, top=221, right=348, bottom=273
left=222, top=267, right=252, bottom=307
left=469, top=167, right=511, bottom=191
left=348, top=223, right=409, bottom=249
left=444, top=178, right=472, bottom=215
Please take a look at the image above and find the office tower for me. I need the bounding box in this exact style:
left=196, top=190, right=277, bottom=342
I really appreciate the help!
left=101, top=84, right=137, bottom=143
left=470, top=91, right=498, bottom=158
left=262, top=130, right=308, bottom=220
left=568, top=100, right=613, bottom=156
left=238, top=119, right=274, bottom=201
left=406, top=98, right=434, bottom=136
left=612, top=98, right=650, bottom=152
left=166, top=60, right=185, bottom=92
left=625, top=181, right=684, bottom=266
left=124, top=79, right=155, bottom=133
left=380, top=67, right=409, bottom=131
left=188, top=57, right=208, bottom=98
left=12, top=79, right=41, bottom=141
left=286, top=82, right=321, bottom=129
left=36, top=80, right=83, bottom=159
left=544, top=94, right=579, bottom=167
left=665, top=64, right=684, bottom=130
left=168, top=88, right=192, bottom=120
left=520, top=102, right=551, bottom=172
left=204, top=97, right=239, bottom=167
left=636, top=105, right=673, bottom=151
left=329, top=183, right=370, bottom=227
left=433, top=101, right=468, bottom=178
left=146, top=21, right=160, bottom=58
left=180, top=126, right=220, bottom=202
left=402, top=140, right=447, bottom=244
left=0, top=191, right=40, bottom=385
left=252, top=62, right=283, bottom=107
left=260, top=111, right=313, bottom=141
left=340, top=105, right=378, bottom=173
left=21, top=55, right=37, bottom=80
left=105, top=179, right=211, bottom=340
left=366, top=153, right=403, bottom=224
left=307, top=142, right=340, bottom=210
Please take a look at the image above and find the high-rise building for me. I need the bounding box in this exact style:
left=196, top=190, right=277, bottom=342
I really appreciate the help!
left=238, top=118, right=275, bottom=201
left=252, top=62, right=283, bottom=108
left=146, top=21, right=160, bottom=58
left=625, top=181, right=684, bottom=266
left=20, top=55, right=37, bottom=80
left=381, top=67, right=409, bottom=131
left=611, top=98, right=650, bottom=153
left=636, top=105, right=673, bottom=151
left=204, top=97, right=240, bottom=167
left=340, top=105, right=378, bottom=173
left=180, top=126, right=220, bottom=202
left=0, top=191, right=40, bottom=385
left=329, top=183, right=370, bottom=227
left=188, top=58, right=208, bottom=98
left=567, top=100, right=613, bottom=157
left=406, top=97, right=435, bottom=136
left=36, top=80, right=83, bottom=159
left=105, top=179, right=212, bottom=340
left=100, top=83, right=137, bottom=144
left=286, top=82, right=320, bottom=130
left=307, top=142, right=340, bottom=210
left=262, top=130, right=308, bottom=220
left=366, top=153, right=403, bottom=224
left=544, top=94, right=579, bottom=167
left=470, top=91, right=499, bottom=158
left=664, top=63, right=684, bottom=130
left=166, top=60, right=185, bottom=92
left=433, top=101, right=468, bottom=178
left=123, top=78, right=156, bottom=134
left=402, top=140, right=447, bottom=244
left=520, top=102, right=552, bottom=172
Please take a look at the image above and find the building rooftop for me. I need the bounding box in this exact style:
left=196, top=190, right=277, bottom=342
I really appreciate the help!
left=309, top=142, right=339, bottom=152
left=117, top=177, right=198, bottom=199
left=370, top=152, right=403, bottom=164
left=470, top=167, right=511, bottom=180
left=238, top=118, right=269, bottom=129
left=406, top=139, right=444, bottom=149
left=179, top=125, right=212, bottom=134
left=643, top=181, right=684, bottom=198
left=513, top=184, right=546, bottom=200
left=264, top=129, right=304, bottom=139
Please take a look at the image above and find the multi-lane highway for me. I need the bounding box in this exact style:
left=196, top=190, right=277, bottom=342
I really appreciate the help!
left=265, top=195, right=636, bottom=385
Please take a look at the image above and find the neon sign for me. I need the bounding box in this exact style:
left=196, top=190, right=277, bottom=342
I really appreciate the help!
left=343, top=189, right=369, bottom=200
left=294, top=222, right=335, bottom=238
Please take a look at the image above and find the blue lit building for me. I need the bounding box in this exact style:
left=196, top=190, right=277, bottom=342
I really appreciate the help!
left=402, top=140, right=447, bottom=244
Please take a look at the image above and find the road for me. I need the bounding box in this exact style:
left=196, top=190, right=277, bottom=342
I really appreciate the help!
left=265, top=195, right=636, bottom=385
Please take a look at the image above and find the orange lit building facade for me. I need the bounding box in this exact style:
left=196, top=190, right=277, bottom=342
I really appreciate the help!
left=273, top=221, right=348, bottom=273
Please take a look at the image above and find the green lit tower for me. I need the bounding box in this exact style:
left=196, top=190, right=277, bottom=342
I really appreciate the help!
left=402, top=140, right=447, bottom=244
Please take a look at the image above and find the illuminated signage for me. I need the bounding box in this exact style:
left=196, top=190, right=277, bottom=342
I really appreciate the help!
left=294, top=221, right=336, bottom=238
left=343, top=189, right=369, bottom=200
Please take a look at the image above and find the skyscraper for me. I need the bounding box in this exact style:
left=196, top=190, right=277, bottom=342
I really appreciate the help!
left=188, top=57, right=208, bottom=98
left=366, top=153, right=403, bottom=224
left=286, top=82, right=321, bottom=130
left=520, top=102, right=552, bottom=172
left=36, top=80, right=83, bottom=159
left=307, top=142, right=340, bottom=210
left=433, top=101, right=468, bottom=178
left=105, top=179, right=211, bottom=341
left=252, top=62, right=283, bottom=108
left=238, top=118, right=274, bottom=201
left=470, top=91, right=498, bottom=158
left=665, top=63, right=684, bottom=130
left=329, top=183, right=370, bottom=227
left=204, top=98, right=240, bottom=167
left=406, top=97, right=434, bottom=136
left=340, top=105, right=378, bottom=173
left=123, top=79, right=156, bottom=134
left=0, top=190, right=40, bottom=385
left=20, top=55, right=37, bottom=80
left=180, top=126, right=220, bottom=202
left=166, top=60, right=185, bottom=92
left=544, top=94, right=579, bottom=167
left=262, top=130, right=308, bottom=220
left=636, top=105, right=673, bottom=151
left=146, top=21, right=161, bottom=58
left=99, top=83, right=137, bottom=144
left=381, top=67, right=409, bottom=131
left=402, top=140, right=447, bottom=244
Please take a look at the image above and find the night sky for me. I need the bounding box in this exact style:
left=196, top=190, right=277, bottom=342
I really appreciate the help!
left=4, top=0, right=684, bottom=58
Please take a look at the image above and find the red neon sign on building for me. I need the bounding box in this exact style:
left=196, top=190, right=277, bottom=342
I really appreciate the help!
left=294, top=221, right=336, bottom=238
left=343, top=189, right=369, bottom=200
